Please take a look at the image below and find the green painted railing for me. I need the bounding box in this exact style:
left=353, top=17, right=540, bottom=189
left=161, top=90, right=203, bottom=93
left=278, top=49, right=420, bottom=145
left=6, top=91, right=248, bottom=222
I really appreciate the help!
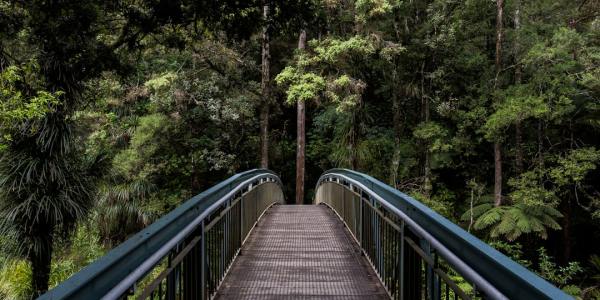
left=39, top=167, right=571, bottom=300
left=39, top=169, right=283, bottom=300
left=315, top=168, right=572, bottom=300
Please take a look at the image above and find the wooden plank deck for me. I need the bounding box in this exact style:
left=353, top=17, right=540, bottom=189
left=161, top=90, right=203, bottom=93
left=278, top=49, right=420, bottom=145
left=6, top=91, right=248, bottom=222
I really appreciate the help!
left=215, top=205, right=389, bottom=299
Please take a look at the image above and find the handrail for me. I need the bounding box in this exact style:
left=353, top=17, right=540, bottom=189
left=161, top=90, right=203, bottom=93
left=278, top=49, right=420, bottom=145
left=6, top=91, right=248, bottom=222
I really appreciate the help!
left=40, top=169, right=282, bottom=300
left=316, top=168, right=572, bottom=300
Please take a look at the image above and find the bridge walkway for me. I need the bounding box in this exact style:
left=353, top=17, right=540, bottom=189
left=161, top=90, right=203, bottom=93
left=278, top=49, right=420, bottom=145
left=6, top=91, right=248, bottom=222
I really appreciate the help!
left=215, top=204, right=389, bottom=299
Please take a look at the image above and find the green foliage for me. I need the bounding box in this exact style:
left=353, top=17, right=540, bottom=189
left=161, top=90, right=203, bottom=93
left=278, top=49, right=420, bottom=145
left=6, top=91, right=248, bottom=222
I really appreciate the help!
left=537, top=247, right=582, bottom=288
left=276, top=35, right=376, bottom=109
left=488, top=242, right=584, bottom=298
left=0, top=259, right=31, bottom=300
left=0, top=66, right=60, bottom=151
left=483, top=91, right=549, bottom=141
left=488, top=241, right=532, bottom=268
left=49, top=226, right=105, bottom=287
left=0, top=0, right=598, bottom=295
left=355, top=0, right=395, bottom=21
left=311, top=36, right=376, bottom=64
left=113, top=114, right=173, bottom=177
left=413, top=121, right=452, bottom=152
left=0, top=226, right=105, bottom=299
left=508, top=170, right=559, bottom=207
left=464, top=202, right=562, bottom=241
left=276, top=69, right=326, bottom=104
left=412, top=186, right=456, bottom=220
left=583, top=255, right=600, bottom=299
left=144, top=72, right=178, bottom=92
left=95, top=176, right=156, bottom=246
left=550, top=148, right=600, bottom=187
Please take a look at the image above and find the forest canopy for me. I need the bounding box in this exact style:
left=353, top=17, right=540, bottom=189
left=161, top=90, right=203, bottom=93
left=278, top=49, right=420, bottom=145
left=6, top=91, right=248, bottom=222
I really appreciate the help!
left=0, top=0, right=599, bottom=299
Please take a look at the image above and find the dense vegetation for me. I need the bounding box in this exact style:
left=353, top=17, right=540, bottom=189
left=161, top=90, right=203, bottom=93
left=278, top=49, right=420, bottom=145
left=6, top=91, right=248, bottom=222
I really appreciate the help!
left=0, top=0, right=599, bottom=298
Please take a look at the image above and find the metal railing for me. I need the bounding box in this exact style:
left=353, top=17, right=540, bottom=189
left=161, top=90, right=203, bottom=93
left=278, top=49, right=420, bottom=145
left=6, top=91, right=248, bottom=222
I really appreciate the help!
left=315, top=169, right=572, bottom=300
left=40, top=169, right=284, bottom=300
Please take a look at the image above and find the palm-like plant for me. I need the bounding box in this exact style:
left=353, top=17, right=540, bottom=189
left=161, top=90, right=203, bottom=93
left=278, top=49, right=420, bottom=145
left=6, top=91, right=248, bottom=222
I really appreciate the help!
left=0, top=112, right=105, bottom=296
left=95, top=176, right=156, bottom=247
left=462, top=201, right=562, bottom=241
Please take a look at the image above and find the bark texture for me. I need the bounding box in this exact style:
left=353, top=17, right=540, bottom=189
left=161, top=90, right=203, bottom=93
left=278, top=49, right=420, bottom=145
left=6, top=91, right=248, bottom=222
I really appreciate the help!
left=514, top=0, right=524, bottom=174
left=494, top=0, right=504, bottom=207
left=295, top=29, right=307, bottom=205
left=389, top=69, right=402, bottom=187
left=30, top=235, right=53, bottom=297
left=259, top=2, right=271, bottom=169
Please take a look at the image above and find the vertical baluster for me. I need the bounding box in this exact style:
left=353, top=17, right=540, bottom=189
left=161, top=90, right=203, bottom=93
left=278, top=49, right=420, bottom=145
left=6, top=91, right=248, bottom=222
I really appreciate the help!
left=166, top=251, right=175, bottom=300
left=445, top=282, right=449, bottom=300
left=385, top=221, right=390, bottom=291
left=435, top=253, right=441, bottom=300
left=220, top=218, right=224, bottom=285
left=399, top=221, right=404, bottom=300
left=359, top=193, right=364, bottom=247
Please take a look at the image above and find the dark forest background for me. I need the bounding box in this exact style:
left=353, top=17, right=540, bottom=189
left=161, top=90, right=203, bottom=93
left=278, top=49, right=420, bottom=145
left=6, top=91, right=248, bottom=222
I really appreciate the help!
left=0, top=0, right=599, bottom=298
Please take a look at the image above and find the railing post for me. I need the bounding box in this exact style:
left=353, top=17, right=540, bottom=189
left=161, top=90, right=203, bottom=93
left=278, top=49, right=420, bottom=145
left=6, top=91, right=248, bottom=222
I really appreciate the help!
left=399, top=220, right=404, bottom=300
left=342, top=185, right=345, bottom=222
left=166, top=249, right=176, bottom=300
left=240, top=193, right=244, bottom=253
left=433, top=251, right=441, bottom=300
left=359, top=191, right=364, bottom=248
left=421, top=239, right=433, bottom=300
left=375, top=202, right=382, bottom=280
left=200, top=222, right=206, bottom=300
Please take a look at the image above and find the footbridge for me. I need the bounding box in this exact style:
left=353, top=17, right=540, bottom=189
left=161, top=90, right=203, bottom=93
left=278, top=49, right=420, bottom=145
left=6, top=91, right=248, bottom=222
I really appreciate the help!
left=40, top=169, right=571, bottom=300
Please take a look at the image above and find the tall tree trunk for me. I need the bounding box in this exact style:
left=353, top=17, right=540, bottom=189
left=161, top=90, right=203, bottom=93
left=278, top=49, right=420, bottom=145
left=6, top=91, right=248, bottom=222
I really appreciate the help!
left=562, top=199, right=572, bottom=264
left=259, top=2, right=271, bottom=169
left=30, top=235, right=53, bottom=297
left=349, top=110, right=358, bottom=170
left=538, top=120, right=544, bottom=169
left=494, top=0, right=504, bottom=207
left=295, top=29, right=307, bottom=205
left=389, top=69, right=402, bottom=187
left=514, top=0, right=524, bottom=174
left=421, top=62, right=432, bottom=198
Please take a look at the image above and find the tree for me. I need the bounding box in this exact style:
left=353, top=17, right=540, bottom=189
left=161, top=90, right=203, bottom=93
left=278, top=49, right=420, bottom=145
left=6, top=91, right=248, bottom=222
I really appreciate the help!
left=494, top=0, right=505, bottom=207
left=296, top=29, right=307, bottom=205
left=260, top=1, right=272, bottom=169
left=513, top=0, right=524, bottom=174
left=0, top=68, right=102, bottom=295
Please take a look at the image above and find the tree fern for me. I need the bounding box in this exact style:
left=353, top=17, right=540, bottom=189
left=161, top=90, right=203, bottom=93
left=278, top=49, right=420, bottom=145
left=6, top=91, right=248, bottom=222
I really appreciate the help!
left=466, top=201, right=562, bottom=241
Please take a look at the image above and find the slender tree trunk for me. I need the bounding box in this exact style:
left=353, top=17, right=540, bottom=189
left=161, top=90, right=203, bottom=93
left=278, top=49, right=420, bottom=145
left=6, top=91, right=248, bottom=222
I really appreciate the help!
left=421, top=62, right=432, bottom=198
left=390, top=20, right=405, bottom=187
left=259, top=2, right=271, bottom=169
left=494, top=143, right=503, bottom=206
left=538, top=120, right=544, bottom=169
left=295, top=29, right=307, bottom=205
left=30, top=235, right=53, bottom=297
left=389, top=69, right=402, bottom=187
left=514, top=0, right=524, bottom=174
left=494, top=0, right=504, bottom=207
left=349, top=110, right=358, bottom=170
left=515, top=122, right=523, bottom=173
left=562, top=199, right=572, bottom=264
left=468, top=188, right=474, bottom=232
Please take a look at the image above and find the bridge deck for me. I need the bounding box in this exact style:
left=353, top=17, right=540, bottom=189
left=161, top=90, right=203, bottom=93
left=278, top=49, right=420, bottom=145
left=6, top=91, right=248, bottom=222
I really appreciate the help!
left=215, top=204, right=389, bottom=299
